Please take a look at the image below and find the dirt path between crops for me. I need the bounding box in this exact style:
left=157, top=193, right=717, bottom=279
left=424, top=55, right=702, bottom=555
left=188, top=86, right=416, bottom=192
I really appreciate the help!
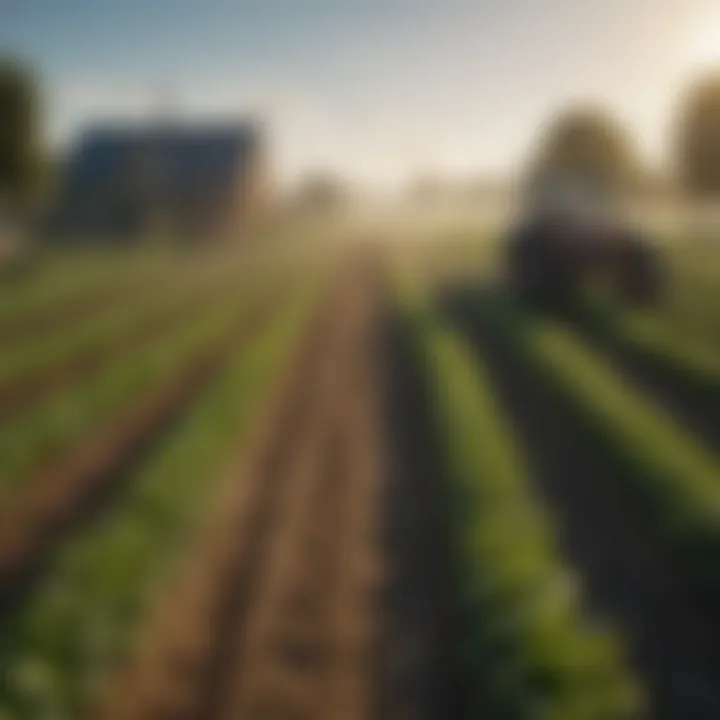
left=571, top=320, right=720, bottom=452
left=0, top=286, right=286, bottom=613
left=95, top=251, right=459, bottom=720
left=94, top=253, right=384, bottom=720
left=446, top=291, right=720, bottom=720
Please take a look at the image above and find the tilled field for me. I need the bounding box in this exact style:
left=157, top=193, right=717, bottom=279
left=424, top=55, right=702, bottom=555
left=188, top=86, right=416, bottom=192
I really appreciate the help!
left=1, top=240, right=718, bottom=720
left=89, top=257, right=390, bottom=720
left=0, top=285, right=287, bottom=609
left=0, top=247, right=459, bottom=720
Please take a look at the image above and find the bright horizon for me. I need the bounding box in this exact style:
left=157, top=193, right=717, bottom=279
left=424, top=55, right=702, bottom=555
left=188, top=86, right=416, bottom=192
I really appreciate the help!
left=3, top=0, right=720, bottom=188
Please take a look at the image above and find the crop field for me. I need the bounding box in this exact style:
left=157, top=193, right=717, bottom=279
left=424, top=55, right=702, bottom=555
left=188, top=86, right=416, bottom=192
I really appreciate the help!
left=0, top=229, right=718, bottom=720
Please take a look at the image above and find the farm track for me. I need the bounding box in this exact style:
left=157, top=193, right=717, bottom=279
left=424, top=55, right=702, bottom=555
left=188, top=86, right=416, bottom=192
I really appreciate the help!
left=571, top=319, right=720, bottom=451
left=0, top=286, right=221, bottom=420
left=94, top=254, right=387, bottom=720
left=444, top=290, right=720, bottom=720
left=0, top=285, right=287, bottom=612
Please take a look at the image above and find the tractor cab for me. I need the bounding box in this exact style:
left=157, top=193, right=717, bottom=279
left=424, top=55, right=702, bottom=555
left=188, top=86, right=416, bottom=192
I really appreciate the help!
left=507, top=177, right=662, bottom=308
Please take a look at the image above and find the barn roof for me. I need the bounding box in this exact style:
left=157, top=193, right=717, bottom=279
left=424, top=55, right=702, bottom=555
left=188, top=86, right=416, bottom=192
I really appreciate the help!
left=66, top=121, right=261, bottom=198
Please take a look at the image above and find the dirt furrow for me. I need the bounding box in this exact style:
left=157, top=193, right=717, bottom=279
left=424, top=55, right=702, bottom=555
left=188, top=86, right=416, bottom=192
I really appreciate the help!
left=93, top=256, right=378, bottom=720
left=220, top=264, right=384, bottom=720
left=446, top=294, right=720, bottom=720
left=93, top=301, right=335, bottom=720
left=216, top=367, right=347, bottom=719
left=0, top=287, right=285, bottom=609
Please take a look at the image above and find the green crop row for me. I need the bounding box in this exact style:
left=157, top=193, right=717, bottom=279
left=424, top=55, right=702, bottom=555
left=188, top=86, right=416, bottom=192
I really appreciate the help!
left=0, top=279, right=321, bottom=720
left=0, top=250, right=185, bottom=333
left=0, top=279, right=273, bottom=489
left=401, top=288, right=642, bottom=719
left=581, top=298, right=720, bottom=400
left=481, top=296, right=720, bottom=603
left=662, top=238, right=720, bottom=348
left=0, top=265, right=233, bottom=399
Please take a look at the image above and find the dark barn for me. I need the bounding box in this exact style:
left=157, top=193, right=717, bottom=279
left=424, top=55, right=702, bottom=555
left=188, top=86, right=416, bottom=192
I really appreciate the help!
left=54, top=121, right=268, bottom=240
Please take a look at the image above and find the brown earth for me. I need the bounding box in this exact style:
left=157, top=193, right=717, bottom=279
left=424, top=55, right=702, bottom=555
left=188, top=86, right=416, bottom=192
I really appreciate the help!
left=8, top=254, right=719, bottom=720
left=91, top=251, right=460, bottom=720
left=0, top=286, right=285, bottom=611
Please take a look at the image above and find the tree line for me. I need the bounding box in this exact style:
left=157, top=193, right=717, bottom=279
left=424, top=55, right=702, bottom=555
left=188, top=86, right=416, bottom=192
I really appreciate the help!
left=519, top=72, right=720, bottom=200
left=4, top=57, right=720, bottom=207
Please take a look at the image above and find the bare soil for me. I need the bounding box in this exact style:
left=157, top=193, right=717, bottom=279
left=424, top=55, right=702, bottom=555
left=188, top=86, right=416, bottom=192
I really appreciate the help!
left=93, top=255, right=383, bottom=720
left=93, top=252, right=461, bottom=720
left=0, top=287, right=284, bottom=612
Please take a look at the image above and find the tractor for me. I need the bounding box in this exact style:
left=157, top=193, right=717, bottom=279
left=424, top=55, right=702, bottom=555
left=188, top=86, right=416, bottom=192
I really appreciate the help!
left=506, top=179, right=662, bottom=309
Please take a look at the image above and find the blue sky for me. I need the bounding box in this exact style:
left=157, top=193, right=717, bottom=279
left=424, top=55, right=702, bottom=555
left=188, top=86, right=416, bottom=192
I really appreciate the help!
left=1, top=0, right=719, bottom=185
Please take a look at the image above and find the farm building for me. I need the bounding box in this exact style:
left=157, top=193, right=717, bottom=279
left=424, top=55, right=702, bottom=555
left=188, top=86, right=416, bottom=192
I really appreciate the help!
left=53, top=121, right=269, bottom=240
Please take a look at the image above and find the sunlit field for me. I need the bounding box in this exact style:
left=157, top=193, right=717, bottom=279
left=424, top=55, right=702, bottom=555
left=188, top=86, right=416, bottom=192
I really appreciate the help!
left=5, top=0, right=720, bottom=714
left=0, top=209, right=717, bottom=718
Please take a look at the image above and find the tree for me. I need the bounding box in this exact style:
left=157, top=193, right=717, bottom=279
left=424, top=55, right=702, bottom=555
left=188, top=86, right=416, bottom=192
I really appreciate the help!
left=676, top=72, right=720, bottom=198
left=293, top=171, right=349, bottom=210
left=526, top=104, right=637, bottom=198
left=0, top=57, right=40, bottom=207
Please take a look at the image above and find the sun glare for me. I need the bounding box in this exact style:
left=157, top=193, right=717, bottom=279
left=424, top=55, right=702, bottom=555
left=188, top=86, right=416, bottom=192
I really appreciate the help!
left=692, top=21, right=720, bottom=65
